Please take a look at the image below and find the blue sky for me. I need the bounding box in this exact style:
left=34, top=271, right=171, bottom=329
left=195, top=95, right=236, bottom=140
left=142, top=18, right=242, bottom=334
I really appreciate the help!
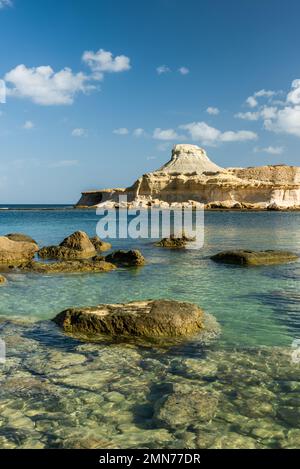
left=0, top=0, right=300, bottom=203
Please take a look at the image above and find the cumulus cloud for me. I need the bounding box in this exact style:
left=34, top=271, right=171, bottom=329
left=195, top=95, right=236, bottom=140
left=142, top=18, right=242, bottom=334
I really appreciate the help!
left=4, top=64, right=94, bottom=105
left=246, top=89, right=279, bottom=108
left=82, top=49, right=130, bottom=79
left=156, top=65, right=171, bottom=75
left=235, top=106, right=278, bottom=121
left=206, top=106, right=220, bottom=115
left=0, top=0, right=12, bottom=9
left=133, top=128, right=146, bottom=137
left=180, top=121, right=257, bottom=146
left=235, top=111, right=260, bottom=121
left=23, top=120, right=34, bottom=130
left=262, top=80, right=300, bottom=137
left=153, top=128, right=182, bottom=140
left=113, top=127, right=129, bottom=135
left=71, top=128, right=87, bottom=137
left=246, top=96, right=258, bottom=108
left=4, top=49, right=131, bottom=106
left=264, top=105, right=300, bottom=137
left=178, top=67, right=190, bottom=75
left=287, top=79, right=300, bottom=105
left=254, top=146, right=284, bottom=155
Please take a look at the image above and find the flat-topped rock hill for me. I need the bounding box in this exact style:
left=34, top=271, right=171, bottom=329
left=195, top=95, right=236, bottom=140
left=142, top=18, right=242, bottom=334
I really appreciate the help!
left=76, top=144, right=300, bottom=210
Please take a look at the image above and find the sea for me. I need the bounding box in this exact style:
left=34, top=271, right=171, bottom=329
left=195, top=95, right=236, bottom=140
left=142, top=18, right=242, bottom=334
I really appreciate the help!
left=0, top=206, right=299, bottom=449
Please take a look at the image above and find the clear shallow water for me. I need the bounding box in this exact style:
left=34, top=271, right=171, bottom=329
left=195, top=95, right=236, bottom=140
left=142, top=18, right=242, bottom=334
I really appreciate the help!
left=0, top=209, right=300, bottom=448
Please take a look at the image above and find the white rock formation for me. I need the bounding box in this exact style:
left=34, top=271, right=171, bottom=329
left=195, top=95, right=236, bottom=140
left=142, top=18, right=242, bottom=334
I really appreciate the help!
left=156, top=144, right=223, bottom=174
left=76, top=144, right=300, bottom=210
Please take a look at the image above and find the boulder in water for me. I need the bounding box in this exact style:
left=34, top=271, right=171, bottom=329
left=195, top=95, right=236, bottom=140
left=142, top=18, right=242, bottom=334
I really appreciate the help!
left=90, top=236, right=111, bottom=252
left=211, top=250, right=298, bottom=266
left=0, top=236, right=38, bottom=266
left=105, top=249, right=145, bottom=266
left=52, top=299, right=216, bottom=338
left=5, top=233, right=38, bottom=245
left=39, top=231, right=96, bottom=260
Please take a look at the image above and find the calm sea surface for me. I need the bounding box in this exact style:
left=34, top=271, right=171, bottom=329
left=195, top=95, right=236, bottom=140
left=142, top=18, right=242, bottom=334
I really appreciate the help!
left=0, top=208, right=299, bottom=448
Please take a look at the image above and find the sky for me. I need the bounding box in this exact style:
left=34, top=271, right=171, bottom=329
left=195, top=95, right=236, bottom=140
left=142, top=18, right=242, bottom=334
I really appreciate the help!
left=0, top=0, right=300, bottom=203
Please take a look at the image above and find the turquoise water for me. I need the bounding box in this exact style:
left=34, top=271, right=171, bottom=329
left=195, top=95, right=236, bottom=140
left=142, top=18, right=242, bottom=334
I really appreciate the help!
left=1, top=209, right=299, bottom=347
left=0, top=209, right=300, bottom=449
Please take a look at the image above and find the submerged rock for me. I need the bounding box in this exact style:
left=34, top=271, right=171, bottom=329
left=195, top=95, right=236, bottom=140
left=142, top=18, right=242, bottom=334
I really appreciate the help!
left=105, top=250, right=145, bottom=266
left=90, top=236, right=111, bottom=252
left=5, top=233, right=38, bottom=245
left=155, top=234, right=195, bottom=249
left=52, top=299, right=215, bottom=338
left=18, top=258, right=116, bottom=274
left=211, top=250, right=298, bottom=266
left=0, top=274, right=7, bottom=284
left=154, top=386, right=219, bottom=429
left=0, top=236, right=38, bottom=266
left=39, top=231, right=96, bottom=260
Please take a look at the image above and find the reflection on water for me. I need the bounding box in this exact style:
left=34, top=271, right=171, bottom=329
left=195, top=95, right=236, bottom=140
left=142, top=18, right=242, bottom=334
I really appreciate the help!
left=0, top=209, right=300, bottom=448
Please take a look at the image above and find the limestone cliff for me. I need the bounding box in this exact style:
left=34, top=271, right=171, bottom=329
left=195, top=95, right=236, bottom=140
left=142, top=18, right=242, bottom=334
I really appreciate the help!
left=76, top=144, right=300, bottom=210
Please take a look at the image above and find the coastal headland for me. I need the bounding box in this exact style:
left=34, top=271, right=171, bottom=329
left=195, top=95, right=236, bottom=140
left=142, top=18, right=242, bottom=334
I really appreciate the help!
left=75, top=144, right=300, bottom=211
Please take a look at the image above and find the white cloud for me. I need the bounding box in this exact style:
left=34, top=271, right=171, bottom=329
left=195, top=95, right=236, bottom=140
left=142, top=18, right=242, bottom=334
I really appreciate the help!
left=235, top=111, right=260, bottom=121
left=5, top=64, right=94, bottom=105
left=246, top=89, right=279, bottom=109
left=71, top=128, right=87, bottom=137
left=254, top=89, right=277, bottom=98
left=235, top=106, right=277, bottom=121
left=82, top=49, right=131, bottom=78
left=180, top=121, right=257, bottom=146
left=153, top=128, right=182, bottom=140
left=206, top=106, right=220, bottom=115
left=50, top=160, right=79, bottom=168
left=287, top=79, right=300, bottom=105
left=0, top=0, right=12, bottom=9
left=133, top=128, right=146, bottom=137
left=262, top=79, right=300, bottom=137
left=113, top=127, right=129, bottom=135
left=178, top=67, right=190, bottom=75
left=246, top=96, right=258, bottom=108
left=23, top=120, right=34, bottom=130
left=264, top=105, right=300, bottom=137
left=156, top=65, right=171, bottom=75
left=254, top=146, right=284, bottom=155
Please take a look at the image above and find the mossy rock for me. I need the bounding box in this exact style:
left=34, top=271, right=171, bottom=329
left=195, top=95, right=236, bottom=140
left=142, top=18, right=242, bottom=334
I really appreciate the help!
left=155, top=234, right=195, bottom=249
left=19, top=258, right=115, bottom=274
left=211, top=250, right=298, bottom=266
left=53, top=299, right=213, bottom=338
left=105, top=250, right=145, bottom=266
left=90, top=236, right=111, bottom=252
left=5, top=233, right=37, bottom=245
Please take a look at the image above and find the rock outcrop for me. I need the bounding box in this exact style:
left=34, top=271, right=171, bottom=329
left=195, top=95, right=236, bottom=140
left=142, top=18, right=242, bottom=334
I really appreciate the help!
left=19, top=258, right=116, bottom=274
left=39, top=231, right=96, bottom=260
left=155, top=234, right=195, bottom=249
left=5, top=233, right=38, bottom=245
left=53, top=299, right=218, bottom=338
left=105, top=250, right=145, bottom=266
left=0, top=236, right=38, bottom=266
left=211, top=250, right=299, bottom=266
left=76, top=144, right=300, bottom=210
left=90, top=236, right=111, bottom=252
